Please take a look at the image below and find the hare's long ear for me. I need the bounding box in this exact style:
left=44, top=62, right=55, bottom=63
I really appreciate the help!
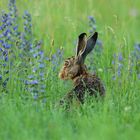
left=81, top=32, right=98, bottom=63
left=76, top=33, right=87, bottom=56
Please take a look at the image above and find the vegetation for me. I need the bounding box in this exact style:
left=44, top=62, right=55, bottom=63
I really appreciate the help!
left=0, top=0, right=140, bottom=140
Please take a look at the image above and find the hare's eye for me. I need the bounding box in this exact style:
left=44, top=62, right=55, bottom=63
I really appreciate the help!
left=64, top=60, right=71, bottom=67
left=64, top=60, right=69, bottom=65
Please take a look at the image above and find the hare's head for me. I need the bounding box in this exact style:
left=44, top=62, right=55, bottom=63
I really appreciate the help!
left=59, top=32, right=98, bottom=80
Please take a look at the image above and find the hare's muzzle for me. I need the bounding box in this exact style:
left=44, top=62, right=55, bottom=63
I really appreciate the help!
left=59, top=68, right=68, bottom=80
left=59, top=71, right=65, bottom=79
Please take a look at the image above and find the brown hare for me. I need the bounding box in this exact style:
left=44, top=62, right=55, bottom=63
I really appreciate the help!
left=59, top=32, right=105, bottom=106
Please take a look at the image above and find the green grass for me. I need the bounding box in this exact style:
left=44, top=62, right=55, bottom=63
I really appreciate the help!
left=0, top=0, right=140, bottom=140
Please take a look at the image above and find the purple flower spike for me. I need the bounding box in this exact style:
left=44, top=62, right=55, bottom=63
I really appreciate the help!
left=28, top=75, right=34, bottom=79
left=0, top=75, right=2, bottom=80
left=138, top=74, right=140, bottom=79
left=30, top=80, right=38, bottom=85
left=33, top=53, right=38, bottom=58
left=0, top=40, right=4, bottom=44
left=13, top=25, right=18, bottom=31
left=39, top=51, right=44, bottom=56
left=39, top=63, right=45, bottom=68
left=88, top=16, right=96, bottom=23
left=5, top=56, right=8, bottom=61
left=4, top=43, right=11, bottom=49
left=134, top=43, right=140, bottom=51
left=118, top=53, right=123, bottom=61
left=33, top=94, right=38, bottom=100
left=39, top=72, right=44, bottom=77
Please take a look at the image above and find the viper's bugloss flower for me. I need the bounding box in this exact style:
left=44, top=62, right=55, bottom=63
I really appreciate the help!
left=129, top=43, right=140, bottom=79
left=0, top=75, right=2, bottom=80
left=138, top=74, right=140, bottom=79
left=112, top=53, right=124, bottom=80
left=118, top=53, right=123, bottom=61
left=87, top=16, right=103, bottom=71
left=0, top=0, right=19, bottom=92
left=0, top=0, right=64, bottom=101
left=88, top=16, right=96, bottom=23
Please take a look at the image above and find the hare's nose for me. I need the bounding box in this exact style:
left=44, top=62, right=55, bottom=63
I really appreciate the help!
left=59, top=72, right=64, bottom=79
left=59, top=70, right=67, bottom=80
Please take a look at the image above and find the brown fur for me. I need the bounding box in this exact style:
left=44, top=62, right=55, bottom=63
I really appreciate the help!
left=59, top=57, right=105, bottom=105
left=59, top=32, right=105, bottom=106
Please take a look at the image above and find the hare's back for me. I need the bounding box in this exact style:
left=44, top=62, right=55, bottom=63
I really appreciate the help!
left=73, top=75, right=105, bottom=102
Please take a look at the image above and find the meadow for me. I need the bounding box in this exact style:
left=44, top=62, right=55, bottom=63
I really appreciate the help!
left=0, top=0, right=140, bottom=140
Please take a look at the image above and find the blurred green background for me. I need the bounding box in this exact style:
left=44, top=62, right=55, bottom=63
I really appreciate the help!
left=1, top=0, right=140, bottom=54
left=0, top=0, right=140, bottom=140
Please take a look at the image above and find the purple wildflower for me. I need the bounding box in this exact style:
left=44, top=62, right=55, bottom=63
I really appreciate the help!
left=39, top=72, right=44, bottom=77
left=33, top=53, right=38, bottom=58
left=135, top=43, right=140, bottom=51
left=138, top=74, right=140, bottom=79
left=28, top=75, right=34, bottom=79
left=0, top=75, right=2, bottom=80
left=30, top=80, right=38, bottom=85
left=33, top=94, right=38, bottom=100
left=0, top=0, right=19, bottom=92
left=39, top=63, right=45, bottom=68
left=25, top=80, right=38, bottom=85
left=118, top=53, right=123, bottom=61
left=88, top=16, right=96, bottom=23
